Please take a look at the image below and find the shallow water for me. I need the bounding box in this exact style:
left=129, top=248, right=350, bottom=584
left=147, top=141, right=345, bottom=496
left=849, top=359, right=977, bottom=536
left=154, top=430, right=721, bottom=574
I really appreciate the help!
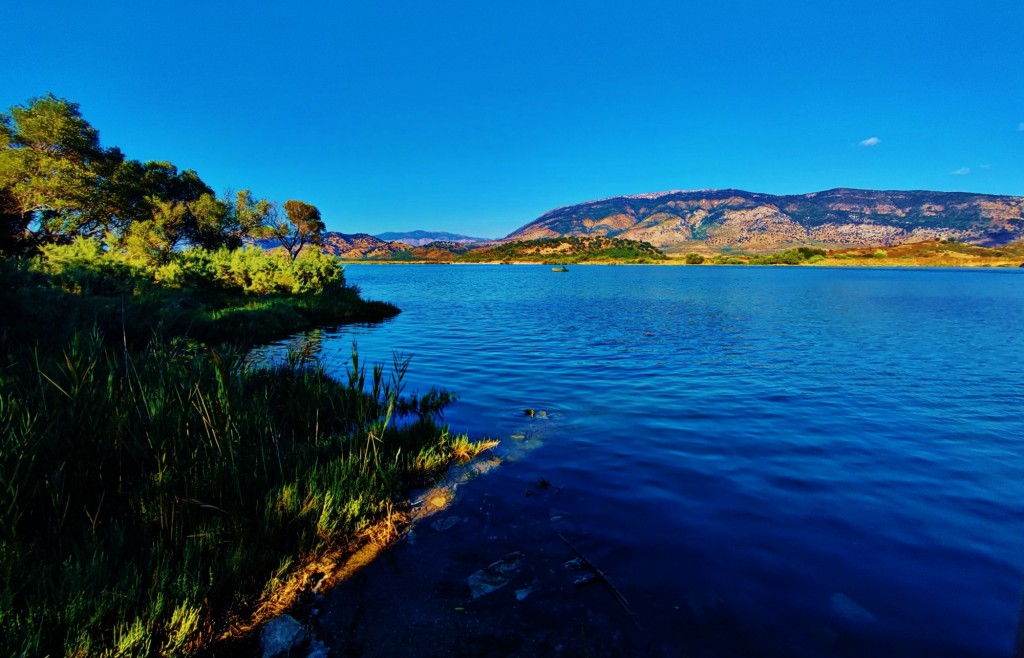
left=261, top=264, right=1024, bottom=656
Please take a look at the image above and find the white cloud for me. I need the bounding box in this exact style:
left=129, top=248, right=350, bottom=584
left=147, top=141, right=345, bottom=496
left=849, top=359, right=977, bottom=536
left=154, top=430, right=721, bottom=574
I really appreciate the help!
left=951, top=167, right=971, bottom=176
left=859, top=137, right=881, bottom=147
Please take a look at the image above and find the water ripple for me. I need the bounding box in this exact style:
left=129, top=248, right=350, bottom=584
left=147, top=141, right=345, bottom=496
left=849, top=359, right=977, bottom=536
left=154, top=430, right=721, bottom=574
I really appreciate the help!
left=258, top=264, right=1024, bottom=657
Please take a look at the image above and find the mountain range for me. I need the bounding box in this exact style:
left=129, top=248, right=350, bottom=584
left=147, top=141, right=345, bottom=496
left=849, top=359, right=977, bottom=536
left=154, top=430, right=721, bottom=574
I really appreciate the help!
left=373, top=230, right=489, bottom=246
left=264, top=188, right=1024, bottom=259
left=506, top=188, right=1024, bottom=253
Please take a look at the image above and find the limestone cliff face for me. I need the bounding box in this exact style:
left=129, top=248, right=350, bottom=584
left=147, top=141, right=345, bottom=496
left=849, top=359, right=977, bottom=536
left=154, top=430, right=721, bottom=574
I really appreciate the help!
left=506, top=188, right=1024, bottom=252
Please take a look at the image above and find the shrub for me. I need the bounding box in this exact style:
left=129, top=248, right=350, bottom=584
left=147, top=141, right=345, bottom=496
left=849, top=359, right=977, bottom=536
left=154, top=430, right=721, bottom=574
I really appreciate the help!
left=712, top=255, right=746, bottom=265
left=685, top=253, right=705, bottom=264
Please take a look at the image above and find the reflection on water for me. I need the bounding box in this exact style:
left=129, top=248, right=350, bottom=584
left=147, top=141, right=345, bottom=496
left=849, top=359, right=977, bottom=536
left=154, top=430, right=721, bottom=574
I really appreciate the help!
left=257, top=265, right=1024, bottom=657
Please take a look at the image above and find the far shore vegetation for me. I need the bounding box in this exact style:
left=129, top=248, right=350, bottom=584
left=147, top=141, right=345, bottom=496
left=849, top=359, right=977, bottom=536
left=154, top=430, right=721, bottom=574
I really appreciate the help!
left=1, top=94, right=497, bottom=656
left=341, top=236, right=1024, bottom=268
left=453, top=235, right=667, bottom=264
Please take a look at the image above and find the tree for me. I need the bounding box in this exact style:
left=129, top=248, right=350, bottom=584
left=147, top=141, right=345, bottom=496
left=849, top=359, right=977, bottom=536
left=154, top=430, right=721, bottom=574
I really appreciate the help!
left=271, top=200, right=325, bottom=260
left=0, top=94, right=112, bottom=245
left=188, top=193, right=231, bottom=251
left=98, top=159, right=184, bottom=237
left=218, top=189, right=276, bottom=250
left=0, top=188, right=30, bottom=256
left=122, top=197, right=189, bottom=265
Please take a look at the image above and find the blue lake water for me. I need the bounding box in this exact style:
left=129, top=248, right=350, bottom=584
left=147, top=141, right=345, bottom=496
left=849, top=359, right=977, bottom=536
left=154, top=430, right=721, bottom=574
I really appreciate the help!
left=265, top=264, right=1024, bottom=656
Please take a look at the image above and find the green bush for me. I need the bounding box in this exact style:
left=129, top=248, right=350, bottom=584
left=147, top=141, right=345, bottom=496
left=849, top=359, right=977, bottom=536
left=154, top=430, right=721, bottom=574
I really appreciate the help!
left=749, top=247, right=828, bottom=265
left=684, top=253, right=705, bottom=264
left=37, top=240, right=344, bottom=297
left=1, top=240, right=391, bottom=352
left=712, top=255, right=746, bottom=265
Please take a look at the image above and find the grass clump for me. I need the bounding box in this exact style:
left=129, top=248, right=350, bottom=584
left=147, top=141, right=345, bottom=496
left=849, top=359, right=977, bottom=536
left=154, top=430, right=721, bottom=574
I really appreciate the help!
left=0, top=335, right=491, bottom=657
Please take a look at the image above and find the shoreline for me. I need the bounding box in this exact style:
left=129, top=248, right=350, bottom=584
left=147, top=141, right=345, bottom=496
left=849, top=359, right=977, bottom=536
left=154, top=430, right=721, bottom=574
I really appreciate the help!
left=338, top=258, right=1024, bottom=268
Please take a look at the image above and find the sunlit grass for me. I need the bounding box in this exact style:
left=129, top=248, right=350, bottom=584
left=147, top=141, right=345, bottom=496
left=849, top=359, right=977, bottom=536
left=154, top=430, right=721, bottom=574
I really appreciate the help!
left=0, top=332, right=481, bottom=657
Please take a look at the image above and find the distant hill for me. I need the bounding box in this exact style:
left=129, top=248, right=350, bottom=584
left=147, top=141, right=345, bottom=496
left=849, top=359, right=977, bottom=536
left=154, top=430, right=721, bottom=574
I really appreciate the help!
left=373, top=230, right=489, bottom=246
left=505, top=188, right=1024, bottom=253
left=318, top=233, right=406, bottom=259
left=257, top=232, right=407, bottom=259
left=256, top=232, right=666, bottom=263
left=256, top=232, right=483, bottom=261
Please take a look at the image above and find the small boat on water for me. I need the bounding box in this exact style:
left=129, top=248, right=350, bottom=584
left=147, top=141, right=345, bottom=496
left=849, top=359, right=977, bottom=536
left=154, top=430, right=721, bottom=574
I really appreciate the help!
left=551, top=265, right=568, bottom=272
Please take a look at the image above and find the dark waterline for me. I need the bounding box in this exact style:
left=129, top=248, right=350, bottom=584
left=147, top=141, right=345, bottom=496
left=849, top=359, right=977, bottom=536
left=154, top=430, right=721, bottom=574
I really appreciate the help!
left=260, top=265, right=1024, bottom=656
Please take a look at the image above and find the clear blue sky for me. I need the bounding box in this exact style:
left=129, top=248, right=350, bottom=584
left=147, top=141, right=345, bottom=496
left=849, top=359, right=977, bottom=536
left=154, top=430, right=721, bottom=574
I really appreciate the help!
left=4, top=1, right=1023, bottom=237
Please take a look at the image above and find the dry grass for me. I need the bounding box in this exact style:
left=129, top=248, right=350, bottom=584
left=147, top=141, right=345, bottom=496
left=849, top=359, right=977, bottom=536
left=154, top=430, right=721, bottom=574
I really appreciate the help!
left=217, top=444, right=501, bottom=651
left=220, top=504, right=409, bottom=641
left=451, top=436, right=501, bottom=462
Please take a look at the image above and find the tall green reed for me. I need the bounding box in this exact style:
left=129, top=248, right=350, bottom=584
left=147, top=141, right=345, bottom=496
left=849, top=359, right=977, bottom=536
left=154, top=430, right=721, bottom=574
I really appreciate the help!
left=0, top=330, right=485, bottom=657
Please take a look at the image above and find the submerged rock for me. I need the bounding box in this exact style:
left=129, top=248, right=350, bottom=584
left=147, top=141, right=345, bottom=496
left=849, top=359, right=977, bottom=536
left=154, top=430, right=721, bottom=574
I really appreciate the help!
left=306, top=639, right=330, bottom=658
left=260, top=615, right=308, bottom=658
left=564, top=556, right=597, bottom=587
left=830, top=593, right=877, bottom=624
left=573, top=573, right=598, bottom=587
left=467, top=551, right=526, bottom=599
left=431, top=516, right=461, bottom=532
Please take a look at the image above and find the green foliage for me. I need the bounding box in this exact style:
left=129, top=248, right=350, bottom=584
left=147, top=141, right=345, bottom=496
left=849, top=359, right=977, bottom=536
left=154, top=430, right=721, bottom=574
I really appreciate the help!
left=456, top=236, right=666, bottom=263
left=684, top=253, right=705, bottom=264
left=0, top=333, right=481, bottom=657
left=1, top=239, right=392, bottom=350
left=271, top=199, right=326, bottom=260
left=0, top=96, right=446, bottom=656
left=711, top=255, right=746, bottom=264
left=873, top=249, right=888, bottom=258
left=224, top=189, right=276, bottom=249
left=0, top=95, right=298, bottom=255
left=748, top=246, right=827, bottom=265
left=0, top=94, right=109, bottom=242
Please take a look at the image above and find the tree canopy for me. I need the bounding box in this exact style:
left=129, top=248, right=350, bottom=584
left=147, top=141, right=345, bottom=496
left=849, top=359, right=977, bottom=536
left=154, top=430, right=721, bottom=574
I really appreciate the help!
left=0, top=94, right=324, bottom=261
left=0, top=94, right=109, bottom=244
left=272, top=199, right=325, bottom=260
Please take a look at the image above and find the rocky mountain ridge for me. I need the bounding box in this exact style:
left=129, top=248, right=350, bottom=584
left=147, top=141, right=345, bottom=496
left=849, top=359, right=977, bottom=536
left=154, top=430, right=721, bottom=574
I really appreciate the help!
left=373, top=230, right=489, bottom=246
left=505, top=188, right=1024, bottom=253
